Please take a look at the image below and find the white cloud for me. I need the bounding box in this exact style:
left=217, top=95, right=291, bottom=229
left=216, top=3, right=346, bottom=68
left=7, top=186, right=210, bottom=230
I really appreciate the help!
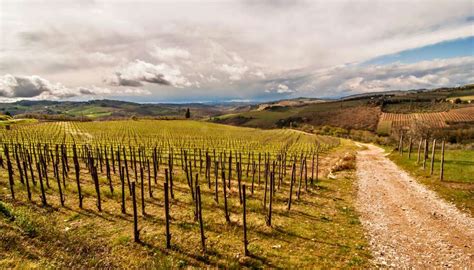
left=150, top=46, right=191, bottom=62
left=107, top=59, right=192, bottom=88
left=264, top=83, right=295, bottom=94
left=0, top=74, right=150, bottom=101
left=86, top=52, right=117, bottom=65
left=280, top=56, right=474, bottom=97
left=219, top=64, right=249, bottom=81
left=0, top=74, right=77, bottom=99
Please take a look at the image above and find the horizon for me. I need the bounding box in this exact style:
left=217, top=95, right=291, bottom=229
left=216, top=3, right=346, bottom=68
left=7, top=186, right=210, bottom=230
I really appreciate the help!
left=1, top=0, right=473, bottom=103
left=2, top=83, right=470, bottom=105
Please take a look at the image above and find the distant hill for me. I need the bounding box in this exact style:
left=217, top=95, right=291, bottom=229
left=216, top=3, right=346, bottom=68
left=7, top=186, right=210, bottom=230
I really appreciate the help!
left=211, top=85, right=474, bottom=141
left=0, top=99, right=247, bottom=120
left=1, top=85, right=473, bottom=135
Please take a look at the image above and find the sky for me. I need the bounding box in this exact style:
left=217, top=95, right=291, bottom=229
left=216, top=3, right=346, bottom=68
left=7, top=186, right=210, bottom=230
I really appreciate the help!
left=0, top=0, right=473, bottom=103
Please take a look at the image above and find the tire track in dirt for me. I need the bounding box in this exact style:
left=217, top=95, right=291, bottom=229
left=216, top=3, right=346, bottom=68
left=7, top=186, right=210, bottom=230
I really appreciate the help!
left=355, top=144, right=474, bottom=268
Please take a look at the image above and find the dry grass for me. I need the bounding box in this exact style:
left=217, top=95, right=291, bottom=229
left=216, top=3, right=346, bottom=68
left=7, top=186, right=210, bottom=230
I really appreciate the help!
left=330, top=152, right=356, bottom=173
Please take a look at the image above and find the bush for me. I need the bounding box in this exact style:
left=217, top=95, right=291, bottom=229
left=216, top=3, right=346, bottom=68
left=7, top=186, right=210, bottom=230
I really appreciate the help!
left=330, top=152, right=356, bottom=172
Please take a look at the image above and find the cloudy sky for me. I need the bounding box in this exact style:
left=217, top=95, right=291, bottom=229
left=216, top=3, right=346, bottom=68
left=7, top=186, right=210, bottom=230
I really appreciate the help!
left=0, top=0, right=473, bottom=102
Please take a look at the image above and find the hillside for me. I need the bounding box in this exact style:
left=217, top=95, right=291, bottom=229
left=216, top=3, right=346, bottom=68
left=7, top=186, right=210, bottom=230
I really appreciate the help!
left=0, top=100, right=247, bottom=120
left=1, top=85, right=473, bottom=137
left=212, top=85, right=474, bottom=140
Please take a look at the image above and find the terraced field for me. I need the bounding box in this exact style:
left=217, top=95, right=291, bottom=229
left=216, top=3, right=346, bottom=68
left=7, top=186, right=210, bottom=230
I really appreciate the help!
left=378, top=106, right=474, bottom=133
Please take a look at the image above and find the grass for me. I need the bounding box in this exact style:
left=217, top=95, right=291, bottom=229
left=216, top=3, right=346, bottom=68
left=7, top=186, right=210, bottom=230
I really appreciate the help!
left=446, top=95, right=474, bottom=102
left=66, top=106, right=115, bottom=118
left=376, top=120, right=392, bottom=136
left=387, top=147, right=474, bottom=215
left=0, top=122, right=372, bottom=268
left=0, top=118, right=38, bottom=128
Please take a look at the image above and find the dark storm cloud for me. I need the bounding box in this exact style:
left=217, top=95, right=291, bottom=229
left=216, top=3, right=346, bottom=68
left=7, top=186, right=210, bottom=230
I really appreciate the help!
left=108, top=72, right=171, bottom=87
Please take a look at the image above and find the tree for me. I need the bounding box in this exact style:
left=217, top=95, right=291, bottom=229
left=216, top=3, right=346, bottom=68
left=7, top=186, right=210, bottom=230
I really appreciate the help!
left=5, top=111, right=11, bottom=117
left=185, top=108, right=191, bottom=119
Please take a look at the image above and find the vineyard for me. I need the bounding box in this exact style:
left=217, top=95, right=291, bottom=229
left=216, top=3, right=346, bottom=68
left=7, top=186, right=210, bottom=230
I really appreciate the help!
left=378, top=106, right=474, bottom=133
left=0, top=120, right=370, bottom=268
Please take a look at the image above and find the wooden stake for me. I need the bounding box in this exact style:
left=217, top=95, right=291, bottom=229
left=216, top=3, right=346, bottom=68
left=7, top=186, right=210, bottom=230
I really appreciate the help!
left=288, top=163, right=296, bottom=211
left=266, top=172, right=273, bottom=226
left=132, top=181, right=139, bottom=243
left=140, top=167, right=145, bottom=215
left=440, top=139, right=445, bottom=181
left=120, top=166, right=126, bottom=214
left=222, top=170, right=230, bottom=223
left=197, top=185, right=206, bottom=252
left=37, top=162, right=47, bottom=206
left=242, top=184, right=249, bottom=256
left=4, top=146, right=15, bottom=199
left=423, top=139, right=428, bottom=170
left=164, top=180, right=171, bottom=248
left=430, top=139, right=436, bottom=176
left=417, top=138, right=422, bottom=164
left=73, top=145, right=83, bottom=208
left=408, top=138, right=413, bottom=159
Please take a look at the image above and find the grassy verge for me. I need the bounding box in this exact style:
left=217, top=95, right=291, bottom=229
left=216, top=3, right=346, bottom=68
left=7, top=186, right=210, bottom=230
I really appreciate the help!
left=386, top=147, right=474, bottom=215
left=0, top=143, right=371, bottom=268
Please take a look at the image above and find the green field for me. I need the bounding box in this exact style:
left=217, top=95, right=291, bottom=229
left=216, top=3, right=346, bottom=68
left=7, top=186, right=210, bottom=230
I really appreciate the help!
left=0, top=120, right=372, bottom=268
left=65, top=105, right=115, bottom=118
left=0, top=118, right=38, bottom=128
left=376, top=120, right=392, bottom=135
left=447, top=95, right=474, bottom=102
left=388, top=146, right=474, bottom=215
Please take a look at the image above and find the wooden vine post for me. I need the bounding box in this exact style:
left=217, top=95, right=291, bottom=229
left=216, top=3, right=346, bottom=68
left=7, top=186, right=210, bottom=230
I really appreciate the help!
left=24, top=161, right=32, bottom=201
left=222, top=170, right=230, bottom=223
left=422, top=139, right=428, bottom=170
left=214, top=160, right=219, bottom=203
left=440, top=139, right=445, bottom=181
left=36, top=162, right=47, bottom=206
left=5, top=146, right=15, bottom=199
left=56, top=158, right=65, bottom=206
left=430, top=139, right=436, bottom=176
left=73, top=144, right=83, bottom=208
left=164, top=176, right=171, bottom=249
left=132, top=181, right=139, bottom=243
left=416, top=138, right=422, bottom=164
left=140, top=167, right=145, bottom=215
left=288, top=163, right=296, bottom=211
left=408, top=137, right=413, bottom=159
left=297, top=159, right=303, bottom=200
left=120, top=166, right=126, bottom=214
left=266, top=172, right=273, bottom=226
left=92, top=164, right=101, bottom=211
left=196, top=185, right=206, bottom=252
left=242, top=184, right=249, bottom=256
left=399, top=132, right=404, bottom=156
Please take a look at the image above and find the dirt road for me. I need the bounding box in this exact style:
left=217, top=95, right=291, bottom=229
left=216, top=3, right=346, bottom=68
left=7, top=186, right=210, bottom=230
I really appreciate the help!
left=355, top=144, right=474, bottom=268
